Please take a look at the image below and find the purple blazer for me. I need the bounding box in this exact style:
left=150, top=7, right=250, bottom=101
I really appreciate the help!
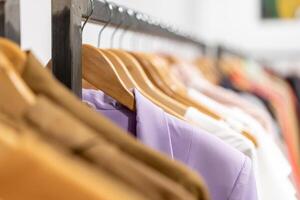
left=82, top=89, right=258, bottom=200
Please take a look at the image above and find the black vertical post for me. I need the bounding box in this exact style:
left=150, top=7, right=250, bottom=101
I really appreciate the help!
left=0, top=1, right=4, bottom=37
left=51, top=0, right=84, bottom=97
left=0, top=0, right=21, bottom=44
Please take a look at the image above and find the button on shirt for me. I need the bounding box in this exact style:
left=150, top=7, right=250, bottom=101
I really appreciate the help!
left=82, top=89, right=258, bottom=200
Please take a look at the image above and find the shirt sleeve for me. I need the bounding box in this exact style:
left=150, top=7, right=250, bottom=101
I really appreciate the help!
left=228, top=156, right=258, bottom=200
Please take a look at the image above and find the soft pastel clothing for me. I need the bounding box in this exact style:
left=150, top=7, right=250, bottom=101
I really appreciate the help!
left=22, top=52, right=210, bottom=200
left=82, top=89, right=258, bottom=200
left=225, top=59, right=300, bottom=194
left=170, top=61, right=274, bottom=134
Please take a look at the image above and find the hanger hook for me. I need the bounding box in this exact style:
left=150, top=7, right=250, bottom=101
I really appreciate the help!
left=119, top=9, right=133, bottom=49
left=110, top=6, right=125, bottom=48
left=81, top=0, right=94, bottom=32
left=97, top=1, right=114, bottom=48
left=131, top=12, right=141, bottom=50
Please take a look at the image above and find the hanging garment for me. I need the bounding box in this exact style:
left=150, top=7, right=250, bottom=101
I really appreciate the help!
left=224, top=60, right=300, bottom=194
left=82, top=88, right=258, bottom=200
left=183, top=106, right=257, bottom=159
left=0, top=114, right=149, bottom=200
left=286, top=76, right=300, bottom=132
left=15, top=96, right=195, bottom=200
left=238, top=93, right=283, bottom=148
left=287, top=76, right=300, bottom=103
left=19, top=52, right=209, bottom=200
left=170, top=61, right=274, bottom=134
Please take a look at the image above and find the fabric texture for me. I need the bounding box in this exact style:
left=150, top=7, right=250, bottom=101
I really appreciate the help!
left=0, top=113, right=148, bottom=200
left=21, top=52, right=210, bottom=200
left=170, top=61, right=274, bottom=134
left=226, top=60, right=300, bottom=194
left=82, top=88, right=258, bottom=200
left=22, top=96, right=195, bottom=200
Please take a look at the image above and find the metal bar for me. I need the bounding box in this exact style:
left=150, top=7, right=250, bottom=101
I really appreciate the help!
left=51, top=0, right=86, bottom=97
left=217, top=45, right=246, bottom=59
left=0, top=0, right=20, bottom=44
left=0, top=1, right=4, bottom=37
left=51, top=0, right=206, bottom=96
left=83, top=0, right=206, bottom=51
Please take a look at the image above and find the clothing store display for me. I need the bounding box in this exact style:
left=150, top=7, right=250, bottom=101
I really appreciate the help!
left=22, top=96, right=195, bottom=200
left=1, top=0, right=300, bottom=197
left=171, top=60, right=274, bottom=134
left=19, top=51, right=210, bottom=200
left=286, top=76, right=300, bottom=129
left=219, top=57, right=300, bottom=197
left=82, top=88, right=258, bottom=200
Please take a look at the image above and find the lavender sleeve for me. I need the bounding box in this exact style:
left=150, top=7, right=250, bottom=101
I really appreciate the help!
left=228, top=157, right=257, bottom=200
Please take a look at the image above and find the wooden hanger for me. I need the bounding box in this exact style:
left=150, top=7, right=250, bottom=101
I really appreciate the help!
left=0, top=50, right=36, bottom=118
left=131, top=52, right=221, bottom=119
left=49, top=45, right=183, bottom=118
left=101, top=49, right=184, bottom=119
left=193, top=57, right=221, bottom=84
left=82, top=44, right=135, bottom=110
left=164, top=54, right=258, bottom=147
left=108, top=49, right=187, bottom=119
left=100, top=49, right=136, bottom=90
left=0, top=38, right=27, bottom=74
left=45, top=60, right=98, bottom=90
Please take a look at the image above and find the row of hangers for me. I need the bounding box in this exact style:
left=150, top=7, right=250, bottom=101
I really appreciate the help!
left=0, top=0, right=258, bottom=147
left=46, top=1, right=258, bottom=146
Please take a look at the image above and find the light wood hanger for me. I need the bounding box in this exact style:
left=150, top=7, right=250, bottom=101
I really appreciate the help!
left=131, top=52, right=221, bottom=119
left=165, top=54, right=258, bottom=147
left=101, top=50, right=182, bottom=118
left=45, top=60, right=98, bottom=90
left=0, top=38, right=27, bottom=74
left=48, top=45, right=183, bottom=118
left=82, top=44, right=135, bottom=110
left=45, top=47, right=137, bottom=105
left=193, top=57, right=221, bottom=84
left=108, top=49, right=187, bottom=118
left=100, top=49, right=136, bottom=90
left=0, top=50, right=36, bottom=118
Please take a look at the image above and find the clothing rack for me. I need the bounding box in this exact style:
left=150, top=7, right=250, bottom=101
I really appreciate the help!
left=216, top=45, right=246, bottom=59
left=51, top=0, right=207, bottom=97
left=0, top=0, right=20, bottom=44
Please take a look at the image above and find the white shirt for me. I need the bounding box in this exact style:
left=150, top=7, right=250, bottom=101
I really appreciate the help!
left=185, top=89, right=297, bottom=200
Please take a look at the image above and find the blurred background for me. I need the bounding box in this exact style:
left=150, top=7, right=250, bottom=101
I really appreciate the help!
left=21, top=0, right=300, bottom=73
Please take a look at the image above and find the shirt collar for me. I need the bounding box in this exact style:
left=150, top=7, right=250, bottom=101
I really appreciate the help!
left=82, top=88, right=174, bottom=157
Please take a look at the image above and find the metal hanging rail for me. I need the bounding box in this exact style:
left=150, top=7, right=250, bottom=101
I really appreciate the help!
left=52, top=0, right=206, bottom=97
left=216, top=45, right=246, bottom=59
left=0, top=0, right=20, bottom=44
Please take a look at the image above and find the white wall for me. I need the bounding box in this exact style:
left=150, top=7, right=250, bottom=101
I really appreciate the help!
left=20, top=0, right=199, bottom=64
left=195, top=0, right=300, bottom=62
left=21, top=0, right=51, bottom=64
left=20, top=0, right=300, bottom=66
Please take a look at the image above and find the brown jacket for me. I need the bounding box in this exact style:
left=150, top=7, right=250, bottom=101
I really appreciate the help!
left=0, top=114, right=149, bottom=200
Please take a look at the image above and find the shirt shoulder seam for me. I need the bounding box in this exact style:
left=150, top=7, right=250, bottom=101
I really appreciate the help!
left=227, top=156, right=249, bottom=200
